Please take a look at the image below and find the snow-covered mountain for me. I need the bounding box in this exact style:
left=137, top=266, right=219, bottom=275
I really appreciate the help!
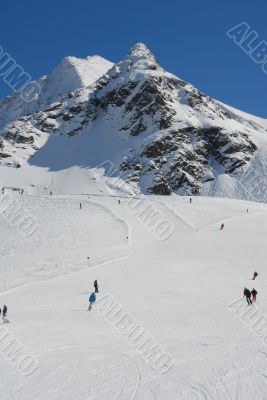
left=0, top=43, right=266, bottom=201
left=0, top=55, right=113, bottom=131
left=2, top=44, right=267, bottom=400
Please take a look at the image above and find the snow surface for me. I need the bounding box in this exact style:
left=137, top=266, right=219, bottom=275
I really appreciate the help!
left=0, top=55, right=113, bottom=130
left=39, top=55, right=114, bottom=104
left=1, top=191, right=267, bottom=399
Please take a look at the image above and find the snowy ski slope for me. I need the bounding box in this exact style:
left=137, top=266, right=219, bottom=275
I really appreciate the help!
left=1, top=193, right=267, bottom=399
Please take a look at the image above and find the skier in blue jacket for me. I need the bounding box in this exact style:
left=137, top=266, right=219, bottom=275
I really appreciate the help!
left=88, top=292, right=96, bottom=311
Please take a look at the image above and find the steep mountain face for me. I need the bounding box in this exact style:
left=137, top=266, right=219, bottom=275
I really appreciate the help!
left=0, top=43, right=266, bottom=200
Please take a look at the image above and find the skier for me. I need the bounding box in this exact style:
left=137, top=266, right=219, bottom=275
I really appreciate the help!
left=79, top=203, right=82, bottom=209
left=220, top=223, right=224, bottom=230
left=118, top=199, right=121, bottom=205
left=251, top=288, right=258, bottom=302
left=190, top=198, right=192, bottom=204
left=88, top=292, right=96, bottom=311
left=252, top=271, right=258, bottom=280
left=243, top=288, right=252, bottom=306
left=2, top=305, right=8, bottom=323
left=94, top=280, right=99, bottom=293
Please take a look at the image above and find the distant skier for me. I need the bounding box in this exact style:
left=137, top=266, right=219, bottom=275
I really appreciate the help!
left=94, top=280, right=99, bottom=293
left=2, top=305, right=8, bottom=323
left=50, top=191, right=52, bottom=196
left=251, top=288, right=258, bottom=302
left=220, top=223, right=225, bottom=230
left=252, top=271, right=258, bottom=280
left=243, top=288, right=252, bottom=306
left=79, top=203, right=82, bottom=209
left=190, top=198, right=192, bottom=204
left=88, top=292, right=96, bottom=311
left=118, top=199, right=121, bottom=205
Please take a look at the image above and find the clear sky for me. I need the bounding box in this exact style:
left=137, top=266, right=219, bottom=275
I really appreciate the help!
left=0, top=0, right=266, bottom=117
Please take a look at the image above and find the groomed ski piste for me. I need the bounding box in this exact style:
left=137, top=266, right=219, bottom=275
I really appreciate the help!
left=1, top=187, right=267, bottom=399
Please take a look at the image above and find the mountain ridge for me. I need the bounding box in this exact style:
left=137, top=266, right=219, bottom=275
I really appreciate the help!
left=0, top=43, right=266, bottom=201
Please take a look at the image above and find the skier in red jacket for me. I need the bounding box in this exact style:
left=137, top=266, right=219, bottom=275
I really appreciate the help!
left=252, top=272, right=258, bottom=280
left=251, top=288, right=258, bottom=302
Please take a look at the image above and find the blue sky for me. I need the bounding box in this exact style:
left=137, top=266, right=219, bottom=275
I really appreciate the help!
left=0, top=0, right=266, bottom=117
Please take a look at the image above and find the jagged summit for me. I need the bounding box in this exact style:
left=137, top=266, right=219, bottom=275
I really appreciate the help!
left=96, top=43, right=161, bottom=89
left=123, top=42, right=159, bottom=72
left=127, top=42, right=158, bottom=63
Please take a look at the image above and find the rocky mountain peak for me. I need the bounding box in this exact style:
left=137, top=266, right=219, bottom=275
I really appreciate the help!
left=124, top=42, right=159, bottom=69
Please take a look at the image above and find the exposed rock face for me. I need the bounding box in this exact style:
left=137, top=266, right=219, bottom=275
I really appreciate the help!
left=139, top=126, right=257, bottom=195
left=148, top=180, right=172, bottom=195
left=0, top=42, right=266, bottom=196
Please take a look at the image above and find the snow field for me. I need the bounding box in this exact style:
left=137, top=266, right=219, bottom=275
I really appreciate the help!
left=0, top=194, right=267, bottom=399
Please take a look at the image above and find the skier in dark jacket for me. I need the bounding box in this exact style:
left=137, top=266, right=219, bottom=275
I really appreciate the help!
left=94, top=280, right=99, bottom=293
left=2, top=305, right=8, bottom=322
left=251, top=288, right=258, bottom=302
left=88, top=293, right=96, bottom=311
left=243, top=288, right=252, bottom=305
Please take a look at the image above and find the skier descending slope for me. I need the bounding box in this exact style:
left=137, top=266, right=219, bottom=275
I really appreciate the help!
left=220, top=223, right=225, bottom=230
left=88, top=292, right=96, bottom=311
left=94, top=280, right=99, bottom=293
left=244, top=288, right=252, bottom=306
left=251, top=288, right=258, bottom=302
left=2, top=305, right=9, bottom=323
left=252, top=271, right=258, bottom=280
